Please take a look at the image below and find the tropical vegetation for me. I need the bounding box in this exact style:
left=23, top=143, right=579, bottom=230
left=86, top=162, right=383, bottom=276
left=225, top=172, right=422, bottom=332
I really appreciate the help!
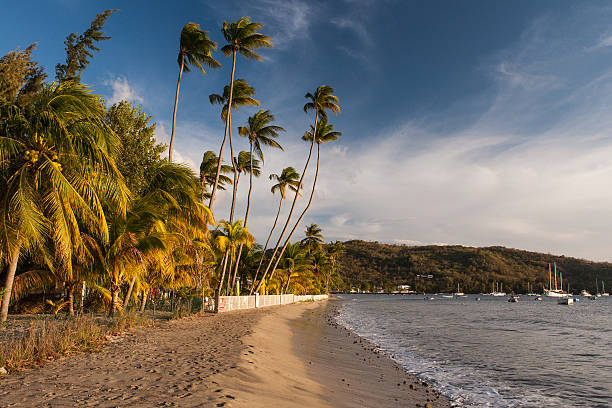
left=0, top=10, right=343, bottom=324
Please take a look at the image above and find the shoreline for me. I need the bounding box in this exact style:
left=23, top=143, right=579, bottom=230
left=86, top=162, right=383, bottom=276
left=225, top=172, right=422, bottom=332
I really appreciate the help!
left=0, top=299, right=450, bottom=407
left=215, top=298, right=451, bottom=407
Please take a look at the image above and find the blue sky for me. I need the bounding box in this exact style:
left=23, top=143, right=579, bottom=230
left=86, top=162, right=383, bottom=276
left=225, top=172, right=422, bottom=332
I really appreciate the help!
left=5, top=1, right=612, bottom=261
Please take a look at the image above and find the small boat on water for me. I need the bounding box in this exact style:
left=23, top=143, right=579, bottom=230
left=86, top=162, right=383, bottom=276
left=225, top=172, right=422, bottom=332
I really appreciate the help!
left=441, top=295, right=454, bottom=298
left=558, top=298, right=574, bottom=305
left=535, top=296, right=543, bottom=301
left=581, top=289, right=592, bottom=297
left=454, top=283, right=464, bottom=296
left=508, top=295, right=519, bottom=303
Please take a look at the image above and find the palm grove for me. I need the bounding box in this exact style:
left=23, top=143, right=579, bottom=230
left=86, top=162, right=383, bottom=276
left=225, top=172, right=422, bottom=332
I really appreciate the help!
left=0, top=10, right=346, bottom=322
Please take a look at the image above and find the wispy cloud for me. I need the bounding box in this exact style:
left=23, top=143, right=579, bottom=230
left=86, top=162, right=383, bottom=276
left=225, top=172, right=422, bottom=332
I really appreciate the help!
left=104, top=76, right=143, bottom=106
left=246, top=0, right=312, bottom=49
left=331, top=17, right=373, bottom=47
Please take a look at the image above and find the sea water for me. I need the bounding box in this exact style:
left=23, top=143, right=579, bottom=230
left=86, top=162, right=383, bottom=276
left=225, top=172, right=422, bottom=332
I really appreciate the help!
left=335, top=294, right=612, bottom=407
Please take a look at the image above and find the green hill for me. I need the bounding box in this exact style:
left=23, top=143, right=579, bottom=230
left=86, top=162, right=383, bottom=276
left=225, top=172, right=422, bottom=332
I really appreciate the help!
left=335, top=240, right=612, bottom=294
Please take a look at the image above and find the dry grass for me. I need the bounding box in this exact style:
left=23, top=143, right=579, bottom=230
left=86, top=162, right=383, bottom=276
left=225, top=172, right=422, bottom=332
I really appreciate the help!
left=0, top=312, right=155, bottom=372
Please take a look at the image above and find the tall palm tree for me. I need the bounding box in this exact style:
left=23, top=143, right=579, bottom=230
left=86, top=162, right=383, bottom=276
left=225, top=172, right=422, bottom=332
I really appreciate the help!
left=208, top=16, right=272, bottom=211
left=227, top=151, right=261, bottom=292
left=268, top=117, right=341, bottom=281
left=0, top=81, right=130, bottom=322
left=169, top=23, right=220, bottom=163
left=301, top=224, right=324, bottom=253
left=199, top=151, right=232, bottom=202
left=254, top=86, right=340, bottom=294
left=232, top=110, right=284, bottom=287
left=209, top=79, right=259, bottom=221
left=249, top=167, right=300, bottom=294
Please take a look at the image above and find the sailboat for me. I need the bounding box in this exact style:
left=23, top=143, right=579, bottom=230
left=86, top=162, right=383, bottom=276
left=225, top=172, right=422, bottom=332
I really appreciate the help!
left=543, top=263, right=569, bottom=298
left=454, top=283, right=465, bottom=296
left=601, top=281, right=610, bottom=297
left=526, top=281, right=537, bottom=296
left=490, top=281, right=506, bottom=297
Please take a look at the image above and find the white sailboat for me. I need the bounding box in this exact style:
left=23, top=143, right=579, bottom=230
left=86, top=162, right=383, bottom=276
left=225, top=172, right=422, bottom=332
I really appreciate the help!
left=490, top=281, right=506, bottom=297
left=454, top=283, right=464, bottom=296
left=544, top=263, right=569, bottom=298
left=601, top=281, right=610, bottom=297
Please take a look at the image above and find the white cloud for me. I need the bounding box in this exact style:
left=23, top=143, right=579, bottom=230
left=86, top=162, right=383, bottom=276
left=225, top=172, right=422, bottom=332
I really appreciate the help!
left=104, top=76, right=144, bottom=106
left=332, top=17, right=373, bottom=47
left=247, top=0, right=312, bottom=49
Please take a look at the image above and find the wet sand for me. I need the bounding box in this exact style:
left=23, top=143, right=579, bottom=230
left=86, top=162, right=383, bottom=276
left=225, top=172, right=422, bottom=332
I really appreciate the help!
left=0, top=300, right=450, bottom=407
left=216, top=299, right=450, bottom=407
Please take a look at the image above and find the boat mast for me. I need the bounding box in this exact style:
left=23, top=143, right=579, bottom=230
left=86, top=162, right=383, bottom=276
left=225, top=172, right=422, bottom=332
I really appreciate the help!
left=554, top=263, right=558, bottom=291
left=548, top=264, right=552, bottom=291
left=560, top=271, right=563, bottom=293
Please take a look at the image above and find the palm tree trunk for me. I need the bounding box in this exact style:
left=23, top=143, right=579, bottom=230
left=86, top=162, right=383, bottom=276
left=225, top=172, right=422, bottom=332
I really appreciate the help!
left=284, top=275, right=292, bottom=294
left=169, top=55, right=185, bottom=163
left=225, top=248, right=235, bottom=295
left=123, top=276, right=136, bottom=309
left=215, top=251, right=229, bottom=310
left=254, top=112, right=319, bottom=294
left=1, top=244, right=20, bottom=323
left=270, top=143, right=321, bottom=282
left=250, top=197, right=283, bottom=294
left=209, top=50, right=237, bottom=210
left=229, top=147, right=239, bottom=223
left=68, top=285, right=75, bottom=316
left=140, top=290, right=148, bottom=312
left=110, top=285, right=120, bottom=316
left=231, top=141, right=255, bottom=292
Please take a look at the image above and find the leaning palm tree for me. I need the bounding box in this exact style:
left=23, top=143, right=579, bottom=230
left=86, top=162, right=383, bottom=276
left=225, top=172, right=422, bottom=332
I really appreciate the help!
left=0, top=81, right=130, bottom=322
left=249, top=167, right=300, bottom=294
left=199, top=150, right=233, bottom=202
left=254, top=86, right=340, bottom=294
left=267, top=117, right=341, bottom=281
left=209, top=79, right=259, bottom=221
left=169, top=23, right=220, bottom=162
left=208, top=16, right=272, bottom=211
left=301, top=224, right=324, bottom=253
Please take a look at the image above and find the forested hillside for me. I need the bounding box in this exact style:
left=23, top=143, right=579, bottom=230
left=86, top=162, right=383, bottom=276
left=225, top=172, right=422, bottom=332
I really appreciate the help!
left=334, top=240, right=612, bottom=294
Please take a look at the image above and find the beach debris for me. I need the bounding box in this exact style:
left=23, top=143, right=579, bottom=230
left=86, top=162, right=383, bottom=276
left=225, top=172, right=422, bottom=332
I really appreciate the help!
left=0, top=367, right=7, bottom=376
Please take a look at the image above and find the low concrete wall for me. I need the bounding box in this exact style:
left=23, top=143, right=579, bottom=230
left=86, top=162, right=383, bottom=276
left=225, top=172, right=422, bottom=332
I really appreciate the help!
left=214, top=294, right=328, bottom=312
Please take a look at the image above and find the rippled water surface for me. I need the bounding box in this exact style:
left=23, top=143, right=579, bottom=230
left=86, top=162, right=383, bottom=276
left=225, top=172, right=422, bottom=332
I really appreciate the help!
left=335, top=294, right=612, bottom=407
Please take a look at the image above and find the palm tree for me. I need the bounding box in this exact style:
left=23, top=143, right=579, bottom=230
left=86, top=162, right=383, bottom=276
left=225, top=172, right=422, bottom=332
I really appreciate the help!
left=0, top=81, right=130, bottom=322
left=199, top=151, right=232, bottom=202
left=275, top=242, right=312, bottom=294
left=325, top=241, right=344, bottom=293
left=208, top=16, right=272, bottom=211
left=301, top=224, right=324, bottom=253
left=209, top=79, right=259, bottom=221
left=227, top=151, right=261, bottom=292
left=169, top=23, right=220, bottom=163
left=231, top=110, right=284, bottom=287
left=254, top=86, right=340, bottom=294
left=250, top=167, right=300, bottom=294
left=213, top=220, right=254, bottom=303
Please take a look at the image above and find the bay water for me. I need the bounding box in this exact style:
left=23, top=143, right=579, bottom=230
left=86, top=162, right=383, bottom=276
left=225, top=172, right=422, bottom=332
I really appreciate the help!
left=335, top=294, right=612, bottom=407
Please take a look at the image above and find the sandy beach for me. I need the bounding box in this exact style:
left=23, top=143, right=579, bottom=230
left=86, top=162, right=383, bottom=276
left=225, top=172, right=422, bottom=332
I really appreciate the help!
left=0, top=299, right=449, bottom=407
